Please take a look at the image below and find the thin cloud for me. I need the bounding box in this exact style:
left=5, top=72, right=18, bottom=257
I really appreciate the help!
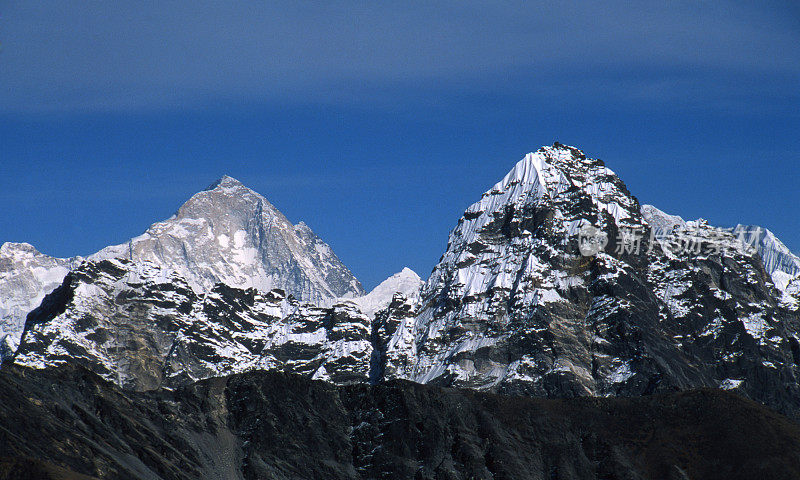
left=1, top=1, right=798, bottom=113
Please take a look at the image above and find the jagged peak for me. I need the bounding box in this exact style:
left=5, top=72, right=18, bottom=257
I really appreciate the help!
left=490, top=143, right=594, bottom=194
left=343, top=267, right=422, bottom=318
left=177, top=175, right=277, bottom=216
left=548, top=141, right=586, bottom=156
left=641, top=205, right=687, bottom=234
left=294, top=221, right=312, bottom=232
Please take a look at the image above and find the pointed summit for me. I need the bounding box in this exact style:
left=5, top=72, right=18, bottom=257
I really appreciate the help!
left=90, top=177, right=364, bottom=304
left=205, top=175, right=248, bottom=191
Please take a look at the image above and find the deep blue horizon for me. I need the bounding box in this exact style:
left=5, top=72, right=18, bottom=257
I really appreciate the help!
left=2, top=2, right=798, bottom=289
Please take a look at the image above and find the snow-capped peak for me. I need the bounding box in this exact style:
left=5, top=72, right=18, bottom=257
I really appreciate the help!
left=0, top=242, right=38, bottom=257
left=344, top=268, right=422, bottom=318
left=89, top=176, right=365, bottom=304
left=732, top=224, right=800, bottom=291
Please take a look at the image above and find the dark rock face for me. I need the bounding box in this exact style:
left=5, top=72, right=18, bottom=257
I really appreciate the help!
left=2, top=364, right=800, bottom=480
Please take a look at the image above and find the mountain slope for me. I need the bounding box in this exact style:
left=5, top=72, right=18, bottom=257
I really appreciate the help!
left=642, top=206, right=800, bottom=292
left=0, top=176, right=364, bottom=362
left=14, top=258, right=372, bottom=390
left=732, top=224, right=800, bottom=291
left=3, top=364, right=800, bottom=480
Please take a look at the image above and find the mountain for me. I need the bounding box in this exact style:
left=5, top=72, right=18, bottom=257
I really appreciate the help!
left=90, top=176, right=364, bottom=304
left=3, top=364, right=800, bottom=480
left=641, top=206, right=800, bottom=292
left=374, top=144, right=800, bottom=418
left=0, top=176, right=364, bottom=361
left=732, top=224, right=800, bottom=291
left=344, top=267, right=422, bottom=318
left=640, top=204, right=686, bottom=239
left=0, top=243, right=82, bottom=359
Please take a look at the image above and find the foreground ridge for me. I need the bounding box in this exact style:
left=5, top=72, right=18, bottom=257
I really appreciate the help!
left=2, top=364, right=800, bottom=480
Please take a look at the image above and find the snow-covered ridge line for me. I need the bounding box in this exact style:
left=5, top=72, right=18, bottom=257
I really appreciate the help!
left=641, top=205, right=800, bottom=292
left=6, top=143, right=800, bottom=421
left=13, top=258, right=375, bottom=390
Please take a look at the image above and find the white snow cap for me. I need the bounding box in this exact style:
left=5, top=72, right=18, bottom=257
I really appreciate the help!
left=344, top=268, right=422, bottom=318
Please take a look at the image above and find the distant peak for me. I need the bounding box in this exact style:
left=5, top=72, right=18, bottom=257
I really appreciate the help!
left=205, top=175, right=247, bottom=191
left=0, top=242, right=39, bottom=255
left=398, top=267, right=421, bottom=280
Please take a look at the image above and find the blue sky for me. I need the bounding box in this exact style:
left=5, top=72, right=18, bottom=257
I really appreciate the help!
left=1, top=1, right=798, bottom=289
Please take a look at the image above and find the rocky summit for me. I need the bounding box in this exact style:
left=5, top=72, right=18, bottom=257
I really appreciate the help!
left=371, top=144, right=800, bottom=420
left=90, top=175, right=365, bottom=304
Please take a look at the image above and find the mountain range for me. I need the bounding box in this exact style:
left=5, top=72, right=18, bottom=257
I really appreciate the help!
left=2, top=143, right=800, bottom=479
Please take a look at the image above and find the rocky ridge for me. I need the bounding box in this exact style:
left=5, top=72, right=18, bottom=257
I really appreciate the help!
left=14, top=258, right=372, bottom=390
